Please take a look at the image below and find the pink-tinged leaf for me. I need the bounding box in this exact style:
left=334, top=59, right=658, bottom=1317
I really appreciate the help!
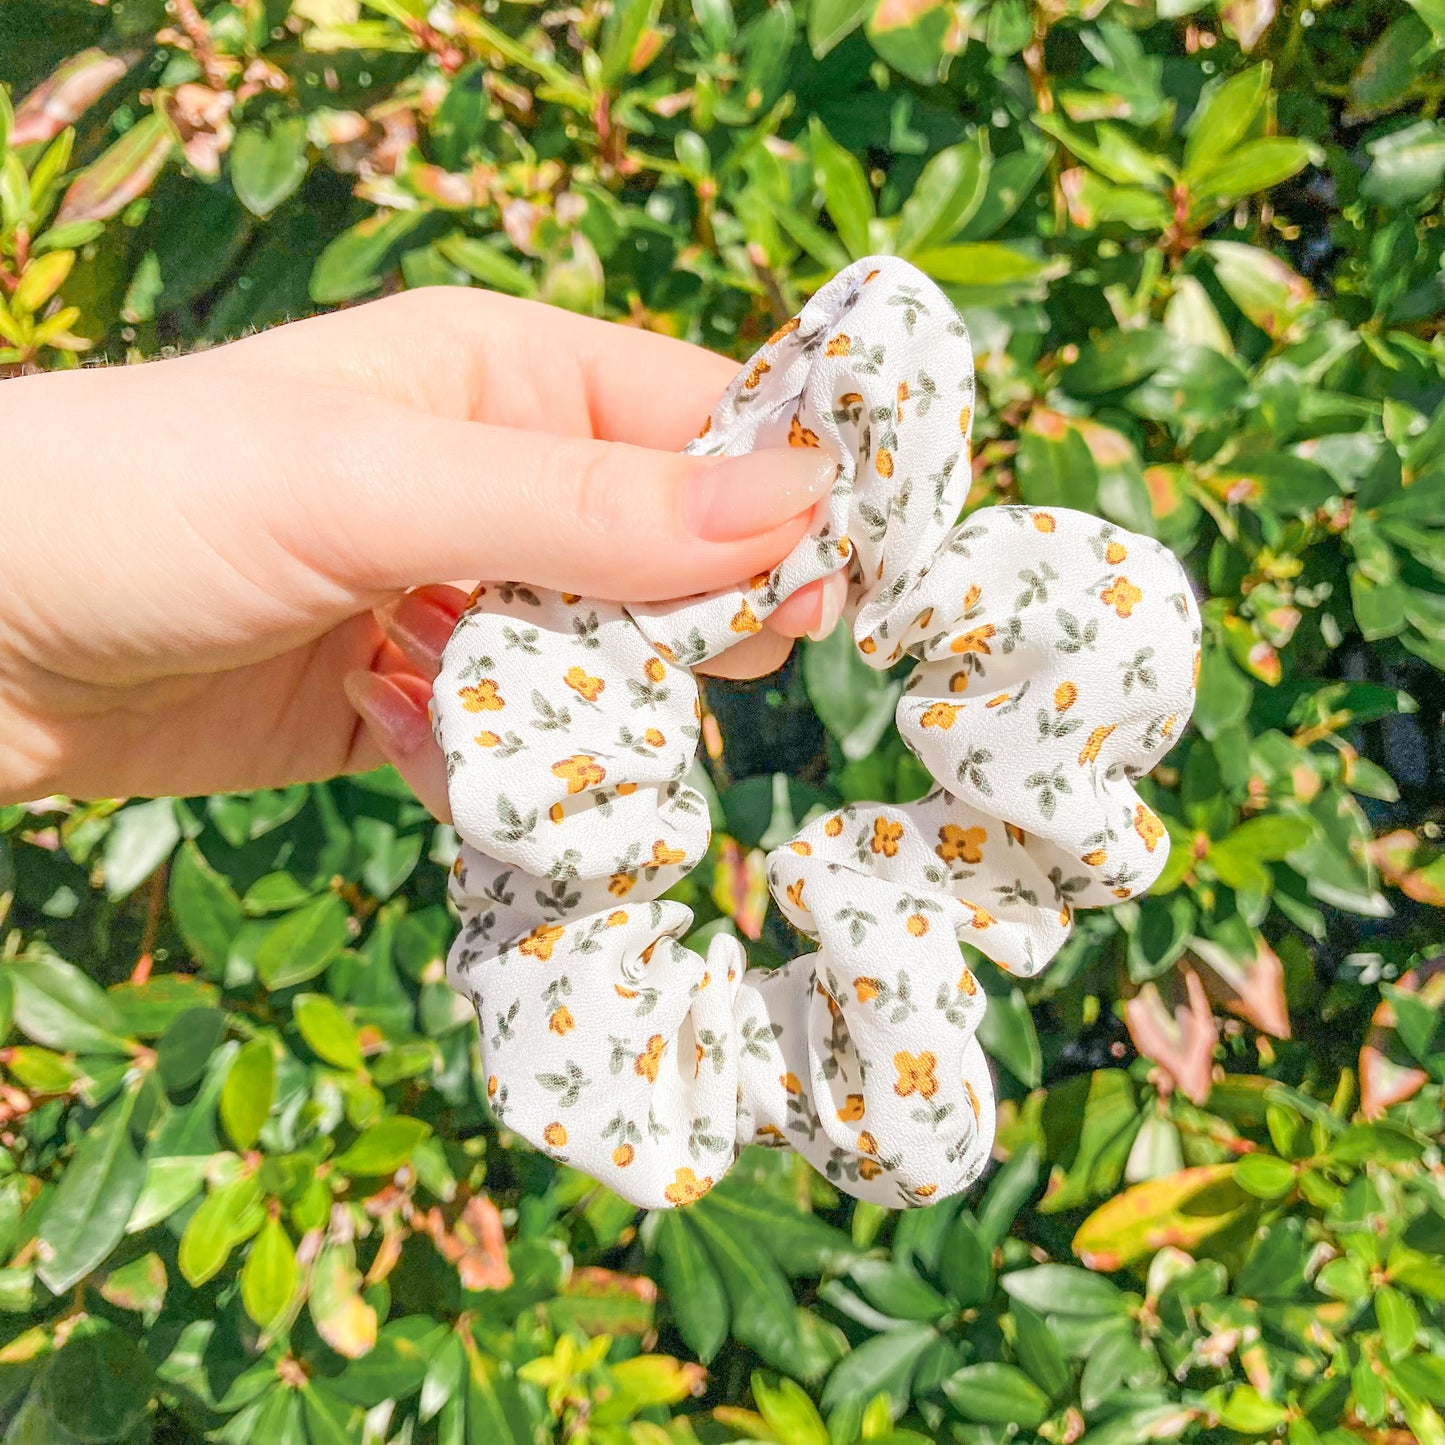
left=1073, top=1163, right=1252, bottom=1271
left=711, top=837, right=769, bottom=941
left=1220, top=0, right=1277, bottom=52
left=1124, top=968, right=1218, bottom=1105
left=308, top=1240, right=377, bottom=1359
left=1365, top=829, right=1445, bottom=907
left=12, top=49, right=131, bottom=147
left=1359, top=953, right=1445, bottom=1118
left=870, top=0, right=945, bottom=31
left=1190, top=932, right=1291, bottom=1039
left=423, top=1193, right=512, bottom=1291
left=57, top=111, right=174, bottom=224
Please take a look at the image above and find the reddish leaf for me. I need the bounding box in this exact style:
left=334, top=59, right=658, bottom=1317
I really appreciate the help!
left=57, top=111, right=174, bottom=224
left=1125, top=967, right=1218, bottom=1105
left=424, top=1194, right=512, bottom=1291
left=12, top=49, right=131, bottom=147
left=1190, top=932, right=1291, bottom=1039
left=1074, top=1164, right=1251, bottom=1271
left=1359, top=954, right=1445, bottom=1118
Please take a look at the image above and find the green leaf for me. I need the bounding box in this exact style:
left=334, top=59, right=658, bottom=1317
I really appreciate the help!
left=241, top=1216, right=299, bottom=1331
left=820, top=1321, right=937, bottom=1414
left=37, top=1090, right=144, bottom=1293
left=653, top=1212, right=729, bottom=1363
left=178, top=1173, right=264, bottom=1286
left=752, top=1374, right=831, bottom=1445
left=1060, top=327, right=1173, bottom=396
left=1012, top=1301, right=1072, bottom=1401
left=293, top=992, right=363, bottom=1070
left=1234, top=1152, right=1296, bottom=1199
left=231, top=116, right=309, bottom=217
left=331, top=1318, right=446, bottom=1406
left=1188, top=138, right=1315, bottom=211
left=848, top=1258, right=951, bottom=1322
left=809, top=116, right=874, bottom=258
left=912, top=241, right=1050, bottom=286
left=1002, top=1264, right=1131, bottom=1318
left=937, top=1211, right=992, bottom=1307
left=802, top=621, right=903, bottom=760
left=310, top=1241, right=378, bottom=1358
left=311, top=208, right=427, bottom=304
left=256, top=893, right=349, bottom=990
left=157, top=1007, right=228, bottom=1092
left=8, top=953, right=130, bottom=1055
left=333, top=1115, right=431, bottom=1175
left=1184, top=65, right=1270, bottom=171
left=1363, top=120, right=1445, bottom=206
left=39, top=1321, right=156, bottom=1442
left=1073, top=1164, right=1252, bottom=1271
left=943, top=1362, right=1051, bottom=1428
left=809, top=0, right=869, bottom=56
left=220, top=1037, right=275, bottom=1150
left=103, top=797, right=180, bottom=899
left=436, top=232, right=538, bottom=297
left=895, top=134, right=990, bottom=256
left=1205, top=242, right=1314, bottom=339
left=689, top=1202, right=801, bottom=1365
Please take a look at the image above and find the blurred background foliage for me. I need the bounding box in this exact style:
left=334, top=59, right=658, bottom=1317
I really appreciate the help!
left=3, top=0, right=1445, bottom=1439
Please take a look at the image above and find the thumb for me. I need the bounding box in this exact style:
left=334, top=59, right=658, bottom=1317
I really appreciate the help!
left=309, top=400, right=835, bottom=602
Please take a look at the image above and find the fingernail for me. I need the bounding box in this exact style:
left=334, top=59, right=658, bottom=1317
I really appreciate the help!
left=807, top=570, right=848, bottom=643
left=343, top=670, right=432, bottom=755
left=684, top=448, right=835, bottom=542
left=377, top=594, right=458, bottom=676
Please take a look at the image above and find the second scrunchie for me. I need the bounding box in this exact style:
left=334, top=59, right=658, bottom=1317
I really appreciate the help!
left=433, top=256, right=1200, bottom=1209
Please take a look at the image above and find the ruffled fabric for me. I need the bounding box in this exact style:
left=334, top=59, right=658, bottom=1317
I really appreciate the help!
left=433, top=256, right=1200, bottom=1209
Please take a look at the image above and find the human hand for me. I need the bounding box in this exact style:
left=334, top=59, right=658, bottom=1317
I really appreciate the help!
left=0, top=288, right=844, bottom=816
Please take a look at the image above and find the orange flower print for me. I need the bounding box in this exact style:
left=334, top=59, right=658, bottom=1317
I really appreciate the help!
left=1081, top=849, right=1107, bottom=867
left=1054, top=681, right=1078, bottom=712
left=871, top=817, right=904, bottom=857
left=696, top=415, right=712, bottom=439
left=837, top=1093, right=865, bottom=1122
left=859, top=636, right=877, bottom=654
left=744, top=359, right=771, bottom=390
left=548, top=1005, right=574, bottom=1036
left=789, top=841, right=812, bottom=856
left=789, top=414, right=820, bottom=447
left=1102, top=576, right=1143, bottom=618
left=1031, top=511, right=1056, bottom=533
left=635, top=1034, right=666, bottom=1083
left=1004, top=821, right=1027, bottom=846
left=564, top=666, right=605, bottom=702
left=937, top=823, right=986, bottom=864
left=608, top=871, right=636, bottom=897
left=857, top=1131, right=879, bottom=1156
left=543, top=1122, right=567, bottom=1148
left=650, top=840, right=687, bottom=868
left=768, top=316, right=800, bottom=346
left=986, top=692, right=1009, bottom=708
left=755, top=1123, right=785, bottom=1145
left=920, top=702, right=962, bottom=730
left=876, top=447, right=894, bottom=479
left=968, top=905, right=996, bottom=929
left=959, top=404, right=972, bottom=435
left=519, top=923, right=565, bottom=962
left=781, top=1071, right=804, bottom=1095
left=664, top=1166, right=714, bottom=1205
left=905, top=913, right=929, bottom=937
left=612, top=1143, right=635, bottom=1168
left=859, top=1158, right=882, bottom=1180
left=458, top=679, right=504, bottom=712
left=548, top=803, right=565, bottom=824
left=786, top=878, right=806, bottom=909
left=897, top=380, right=910, bottom=416
left=855, top=977, right=880, bottom=1003
left=561, top=592, right=581, bottom=604
left=643, top=727, right=666, bottom=748
left=964, top=1080, right=982, bottom=1121
left=894, top=1050, right=939, bottom=1099
left=1193, top=651, right=1202, bottom=687
left=950, top=624, right=995, bottom=656
left=1105, top=540, right=1128, bottom=565
left=864, top=268, right=880, bottom=282
left=824, top=815, right=844, bottom=838
left=949, top=671, right=970, bottom=694
left=1134, top=803, right=1165, bottom=853
left=616, top=782, right=637, bottom=796
left=486, top=1074, right=498, bottom=1099
left=957, top=967, right=978, bottom=996
left=644, top=657, right=667, bottom=683
left=552, top=754, right=605, bottom=794
left=1079, top=724, right=1116, bottom=766
left=605, top=910, right=628, bottom=927
left=825, top=333, right=852, bottom=356
left=914, top=606, right=934, bottom=630
left=475, top=731, right=501, bottom=748
left=914, top=1184, right=938, bottom=1199
left=731, top=600, right=762, bottom=635
left=749, top=570, right=771, bottom=591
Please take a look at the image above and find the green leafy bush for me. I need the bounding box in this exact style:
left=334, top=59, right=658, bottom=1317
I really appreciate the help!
left=3, top=0, right=1445, bottom=1440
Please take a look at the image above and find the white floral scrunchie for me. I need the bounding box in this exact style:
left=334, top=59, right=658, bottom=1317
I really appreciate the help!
left=432, top=255, right=1201, bottom=1210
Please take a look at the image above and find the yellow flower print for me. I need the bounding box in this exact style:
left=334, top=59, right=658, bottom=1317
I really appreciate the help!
left=1031, top=511, right=1056, bottom=533
left=730, top=600, right=762, bottom=635
left=913, top=1183, right=938, bottom=1199
left=937, top=823, right=986, bottom=864
left=949, top=671, right=970, bottom=694
left=635, top=1034, right=666, bottom=1083
left=789, top=841, right=812, bottom=856
left=968, top=905, right=996, bottom=929
left=548, top=1005, right=574, bottom=1036
left=824, top=815, right=844, bottom=838
left=459, top=679, right=504, bottom=712
left=664, top=1166, right=715, bottom=1205
left=602, top=910, right=627, bottom=928
left=959, top=404, right=972, bottom=435
left=643, top=728, right=666, bottom=748
left=857, top=1131, right=879, bottom=1155
left=644, top=657, right=667, bottom=683
left=871, top=817, right=904, bottom=857
left=839, top=390, right=863, bottom=407
left=876, top=447, right=894, bottom=478
left=962, top=583, right=982, bottom=611
left=897, top=379, right=910, bottom=415
left=859, top=636, right=877, bottom=654
left=781, top=1071, right=804, bottom=1095
left=1193, top=651, right=1202, bottom=687
left=1054, top=681, right=1078, bottom=712
left=552, top=754, right=606, bottom=794
left=564, top=666, right=605, bottom=702
left=744, top=358, right=771, bottom=390
left=864, top=268, right=880, bottom=282
left=837, top=1093, right=865, bottom=1122
left=1081, top=849, right=1107, bottom=867
left=906, top=913, right=930, bottom=937
left=487, top=1074, right=498, bottom=1099
left=475, top=731, right=501, bottom=748
left=1106, top=540, right=1128, bottom=564
left=755, top=1123, right=785, bottom=1145
left=616, top=782, right=637, bottom=796
left=859, top=1157, right=882, bottom=1180
left=964, top=1079, right=982, bottom=1121
left=561, top=591, right=582, bottom=604
left=1079, top=724, right=1116, bottom=765
left=986, top=692, right=1009, bottom=708
left=1101, top=576, right=1143, bottom=618
left=615, top=984, right=638, bottom=1000
left=613, top=1143, right=635, bottom=1168
left=655, top=641, right=677, bottom=662
left=957, top=967, right=978, bottom=996
left=789, top=414, right=820, bottom=448
left=608, top=871, right=636, bottom=897
left=786, top=878, right=806, bottom=909
left=1161, top=714, right=1177, bottom=737
left=768, top=316, right=800, bottom=346
left=950, top=624, right=995, bottom=656
left=894, top=1050, right=940, bottom=1100
left=1134, top=803, right=1165, bottom=853
left=825, top=333, right=851, bottom=356
left=650, top=840, right=687, bottom=868
left=748, top=570, right=771, bottom=591
left=543, top=1122, right=567, bottom=1148
left=855, top=977, right=880, bottom=1003
left=548, top=803, right=565, bottom=824
left=519, top=923, right=565, bottom=962
left=920, top=702, right=962, bottom=730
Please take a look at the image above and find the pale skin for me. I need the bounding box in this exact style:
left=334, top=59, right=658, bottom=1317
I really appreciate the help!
left=0, top=286, right=848, bottom=820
